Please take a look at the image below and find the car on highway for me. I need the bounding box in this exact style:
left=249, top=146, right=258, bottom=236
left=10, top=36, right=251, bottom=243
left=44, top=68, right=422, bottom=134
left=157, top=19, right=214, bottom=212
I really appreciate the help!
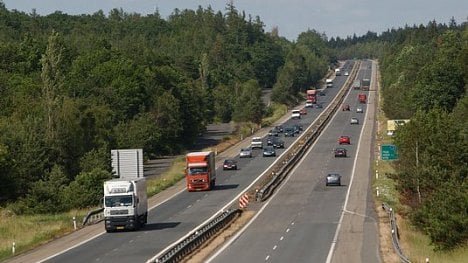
left=315, top=103, right=323, bottom=109
left=268, top=128, right=279, bottom=137
left=344, top=71, right=349, bottom=76
left=350, top=117, right=359, bottom=125
left=284, top=127, right=295, bottom=137
left=291, top=109, right=301, bottom=120
left=356, top=106, right=364, bottom=113
left=262, top=146, right=276, bottom=157
left=223, top=159, right=238, bottom=170
left=300, top=109, right=307, bottom=115
left=342, top=104, right=350, bottom=111
left=275, top=125, right=284, bottom=133
left=266, top=136, right=274, bottom=146
left=305, top=101, right=314, bottom=108
left=334, top=148, right=347, bottom=157
left=326, top=173, right=342, bottom=186
left=293, top=124, right=303, bottom=134
left=239, top=147, right=252, bottom=158
left=272, top=137, right=285, bottom=148
left=338, top=136, right=351, bottom=145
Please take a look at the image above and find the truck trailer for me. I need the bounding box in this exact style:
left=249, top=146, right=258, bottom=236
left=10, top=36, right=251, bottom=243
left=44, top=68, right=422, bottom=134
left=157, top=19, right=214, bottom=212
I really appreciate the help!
left=186, top=151, right=216, bottom=191
left=104, top=178, right=148, bottom=232
left=362, top=78, right=370, bottom=91
left=358, top=93, right=367, bottom=103
left=306, top=89, right=317, bottom=105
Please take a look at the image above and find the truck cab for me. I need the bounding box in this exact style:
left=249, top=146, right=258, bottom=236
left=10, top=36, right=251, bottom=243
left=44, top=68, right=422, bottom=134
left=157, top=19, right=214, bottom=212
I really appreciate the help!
left=186, top=151, right=216, bottom=191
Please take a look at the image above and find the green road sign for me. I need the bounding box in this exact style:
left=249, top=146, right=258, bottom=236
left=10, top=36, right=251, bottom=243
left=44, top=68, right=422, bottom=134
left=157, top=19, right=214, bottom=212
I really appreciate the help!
left=381, top=144, right=398, bottom=160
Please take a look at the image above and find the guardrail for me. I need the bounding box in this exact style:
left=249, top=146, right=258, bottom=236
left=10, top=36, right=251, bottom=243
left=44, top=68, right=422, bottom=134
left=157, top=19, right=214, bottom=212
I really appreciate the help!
left=150, top=209, right=241, bottom=263
left=382, top=203, right=411, bottom=263
left=149, top=61, right=361, bottom=262
left=82, top=207, right=104, bottom=226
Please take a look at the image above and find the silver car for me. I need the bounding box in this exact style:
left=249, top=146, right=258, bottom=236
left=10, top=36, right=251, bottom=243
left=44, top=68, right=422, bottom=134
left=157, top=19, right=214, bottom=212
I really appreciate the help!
left=356, top=107, right=363, bottom=113
left=326, top=173, right=341, bottom=186
left=239, top=148, right=252, bottom=158
left=350, top=117, right=359, bottom=124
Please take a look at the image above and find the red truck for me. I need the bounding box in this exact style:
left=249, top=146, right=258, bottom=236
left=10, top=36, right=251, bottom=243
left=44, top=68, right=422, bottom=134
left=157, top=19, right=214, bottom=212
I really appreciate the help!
left=306, top=89, right=317, bottom=104
left=358, top=94, right=367, bottom=103
left=186, top=151, right=216, bottom=191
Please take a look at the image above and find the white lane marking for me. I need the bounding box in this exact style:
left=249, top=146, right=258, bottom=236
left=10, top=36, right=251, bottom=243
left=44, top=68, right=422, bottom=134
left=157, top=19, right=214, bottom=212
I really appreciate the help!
left=280, top=236, right=284, bottom=241
left=286, top=228, right=290, bottom=233
left=265, top=255, right=270, bottom=261
left=291, top=222, right=295, bottom=225
left=325, top=62, right=373, bottom=263
left=273, top=245, right=277, bottom=250
left=187, top=205, right=192, bottom=209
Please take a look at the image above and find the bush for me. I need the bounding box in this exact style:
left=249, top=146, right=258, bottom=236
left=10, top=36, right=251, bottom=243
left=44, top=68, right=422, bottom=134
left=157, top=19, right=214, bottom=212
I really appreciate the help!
left=61, top=169, right=111, bottom=209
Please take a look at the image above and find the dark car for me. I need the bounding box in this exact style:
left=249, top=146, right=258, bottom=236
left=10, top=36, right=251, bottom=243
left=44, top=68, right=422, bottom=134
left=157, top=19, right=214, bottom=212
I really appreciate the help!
left=266, top=136, right=274, bottom=146
left=272, top=137, right=285, bottom=148
left=334, top=148, right=347, bottom=157
left=223, top=159, right=237, bottom=170
left=338, top=136, right=351, bottom=145
left=315, top=103, right=323, bottom=109
left=262, top=146, right=276, bottom=157
left=275, top=125, right=284, bottom=133
left=284, top=127, right=295, bottom=137
left=268, top=128, right=279, bottom=137
left=239, top=148, right=252, bottom=158
left=293, top=124, right=303, bottom=134
left=342, top=104, right=350, bottom=111
left=326, top=173, right=341, bottom=186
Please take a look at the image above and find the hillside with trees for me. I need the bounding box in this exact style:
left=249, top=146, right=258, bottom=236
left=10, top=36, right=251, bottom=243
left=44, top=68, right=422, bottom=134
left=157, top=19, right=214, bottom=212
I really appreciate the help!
left=329, top=20, right=467, bottom=250
left=0, top=3, right=329, bottom=213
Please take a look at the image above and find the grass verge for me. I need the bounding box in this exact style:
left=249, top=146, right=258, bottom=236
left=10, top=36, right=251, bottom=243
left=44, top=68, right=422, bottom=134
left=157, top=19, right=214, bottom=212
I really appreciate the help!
left=375, top=92, right=467, bottom=263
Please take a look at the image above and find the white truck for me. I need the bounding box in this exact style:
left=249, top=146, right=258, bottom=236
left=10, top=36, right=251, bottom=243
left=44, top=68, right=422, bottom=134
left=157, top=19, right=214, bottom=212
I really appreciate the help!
left=335, top=68, right=341, bottom=76
left=251, top=137, right=263, bottom=149
left=326, top=78, right=333, bottom=87
left=291, top=109, right=301, bottom=119
left=104, top=178, right=148, bottom=232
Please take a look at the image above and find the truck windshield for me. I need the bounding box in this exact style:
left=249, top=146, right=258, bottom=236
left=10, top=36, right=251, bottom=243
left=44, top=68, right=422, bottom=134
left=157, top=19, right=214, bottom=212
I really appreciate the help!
left=188, top=167, right=208, bottom=175
left=105, top=195, right=133, bottom=207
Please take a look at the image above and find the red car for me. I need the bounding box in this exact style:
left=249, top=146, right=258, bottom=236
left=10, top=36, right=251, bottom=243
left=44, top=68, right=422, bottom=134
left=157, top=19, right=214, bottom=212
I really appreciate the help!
left=338, top=136, right=351, bottom=145
left=300, top=109, right=307, bottom=115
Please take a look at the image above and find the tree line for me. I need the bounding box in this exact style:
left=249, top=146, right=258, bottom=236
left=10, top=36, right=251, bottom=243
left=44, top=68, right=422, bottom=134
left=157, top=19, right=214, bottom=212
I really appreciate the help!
left=0, top=3, right=329, bottom=213
left=332, top=20, right=467, bottom=250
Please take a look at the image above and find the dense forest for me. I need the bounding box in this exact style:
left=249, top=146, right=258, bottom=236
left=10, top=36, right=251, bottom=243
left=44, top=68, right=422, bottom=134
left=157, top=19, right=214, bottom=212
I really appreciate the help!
left=0, top=3, right=329, bottom=212
left=333, top=20, right=467, bottom=250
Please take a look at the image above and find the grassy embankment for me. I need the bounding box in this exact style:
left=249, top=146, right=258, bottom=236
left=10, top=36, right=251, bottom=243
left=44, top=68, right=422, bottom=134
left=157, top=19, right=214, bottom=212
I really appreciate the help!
left=374, top=100, right=467, bottom=263
left=0, top=101, right=288, bottom=261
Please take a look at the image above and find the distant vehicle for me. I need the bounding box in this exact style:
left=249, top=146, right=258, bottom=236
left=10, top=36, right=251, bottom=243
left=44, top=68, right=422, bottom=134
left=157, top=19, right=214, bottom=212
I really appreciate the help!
left=356, top=106, right=364, bottom=113
left=223, top=159, right=237, bottom=170
left=342, top=104, right=350, bottom=111
left=239, top=148, right=252, bottom=158
left=251, top=137, right=263, bottom=149
left=319, top=90, right=326, bottom=96
left=344, top=71, right=349, bottom=76
left=268, top=128, right=279, bottom=137
left=272, top=137, right=285, bottom=149
left=350, top=118, right=359, bottom=125
left=358, top=94, right=367, bottom=104
left=306, top=89, right=317, bottom=104
left=300, top=109, right=307, bottom=115
left=334, top=148, right=347, bottom=157
left=338, top=136, right=351, bottom=145
left=326, top=173, right=342, bottom=186
left=326, top=78, right=333, bottom=87
left=186, top=151, right=216, bottom=191
left=362, top=78, right=370, bottom=91
left=275, top=125, right=284, bottom=133
left=335, top=68, right=341, bottom=76
left=262, top=146, right=276, bottom=157
left=291, top=110, right=301, bottom=119
left=305, top=100, right=314, bottom=108
left=266, top=136, right=274, bottom=146
left=284, top=127, right=295, bottom=137
left=352, top=80, right=361, bottom=90
left=293, top=124, right=303, bottom=134
left=315, top=104, right=323, bottom=109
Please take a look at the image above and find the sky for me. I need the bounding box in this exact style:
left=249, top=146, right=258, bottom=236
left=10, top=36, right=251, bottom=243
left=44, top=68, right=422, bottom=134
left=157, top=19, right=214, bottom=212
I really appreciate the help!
left=2, top=0, right=467, bottom=41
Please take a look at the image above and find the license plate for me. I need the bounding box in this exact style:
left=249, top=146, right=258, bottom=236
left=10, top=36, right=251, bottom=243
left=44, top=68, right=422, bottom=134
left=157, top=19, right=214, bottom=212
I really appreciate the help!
left=116, top=226, right=124, bottom=230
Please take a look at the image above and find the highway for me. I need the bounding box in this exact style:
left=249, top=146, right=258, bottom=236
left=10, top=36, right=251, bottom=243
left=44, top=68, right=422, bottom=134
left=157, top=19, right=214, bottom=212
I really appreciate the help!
left=38, top=63, right=355, bottom=263
left=207, top=60, right=380, bottom=263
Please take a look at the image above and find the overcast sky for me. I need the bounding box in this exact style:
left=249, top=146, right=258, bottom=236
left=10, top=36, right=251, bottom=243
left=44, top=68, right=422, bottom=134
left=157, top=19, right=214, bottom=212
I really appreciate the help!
left=2, top=0, right=467, bottom=40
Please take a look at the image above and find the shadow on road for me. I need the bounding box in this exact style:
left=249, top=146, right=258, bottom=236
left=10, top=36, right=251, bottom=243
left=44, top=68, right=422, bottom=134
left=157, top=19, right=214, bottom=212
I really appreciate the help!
left=144, top=222, right=180, bottom=231
left=213, top=184, right=239, bottom=191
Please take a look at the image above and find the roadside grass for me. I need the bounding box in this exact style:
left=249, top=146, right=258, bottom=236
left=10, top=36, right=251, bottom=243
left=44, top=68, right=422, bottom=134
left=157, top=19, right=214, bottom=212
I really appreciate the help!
left=0, top=101, right=290, bottom=261
left=375, top=99, right=467, bottom=262
left=0, top=209, right=87, bottom=261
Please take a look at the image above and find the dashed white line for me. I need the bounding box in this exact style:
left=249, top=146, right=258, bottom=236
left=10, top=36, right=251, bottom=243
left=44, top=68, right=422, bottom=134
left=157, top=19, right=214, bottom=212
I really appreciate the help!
left=280, top=236, right=284, bottom=241
left=273, top=245, right=277, bottom=250
left=286, top=228, right=290, bottom=233
left=265, top=255, right=270, bottom=261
